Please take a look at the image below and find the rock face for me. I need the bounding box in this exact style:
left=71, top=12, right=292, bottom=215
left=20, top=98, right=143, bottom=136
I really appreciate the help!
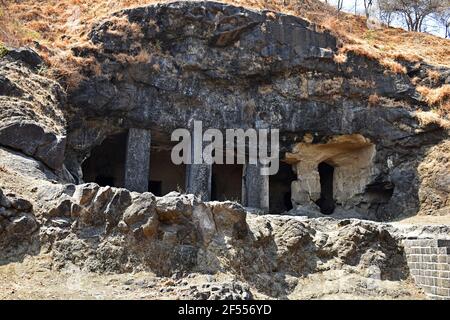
left=0, top=188, right=39, bottom=263
left=0, top=50, right=66, bottom=170
left=63, top=1, right=449, bottom=220
left=417, top=140, right=450, bottom=216
left=0, top=0, right=449, bottom=300
left=39, top=183, right=249, bottom=274
left=34, top=182, right=408, bottom=284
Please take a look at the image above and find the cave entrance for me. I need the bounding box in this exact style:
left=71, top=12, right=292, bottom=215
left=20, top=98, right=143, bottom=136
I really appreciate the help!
left=149, top=148, right=186, bottom=196
left=269, top=161, right=297, bottom=213
left=81, top=131, right=127, bottom=188
left=82, top=131, right=186, bottom=195
left=211, top=163, right=243, bottom=202
left=316, top=162, right=335, bottom=215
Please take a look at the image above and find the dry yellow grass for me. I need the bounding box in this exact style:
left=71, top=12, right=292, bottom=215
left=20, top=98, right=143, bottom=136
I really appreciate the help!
left=333, top=52, right=347, bottom=64
left=380, top=58, right=407, bottom=74
left=417, top=85, right=450, bottom=113
left=113, top=48, right=151, bottom=64
left=427, top=69, right=441, bottom=82
left=134, top=49, right=151, bottom=63
left=348, top=77, right=374, bottom=89
left=321, top=13, right=449, bottom=68
left=415, top=110, right=450, bottom=130
left=1, top=0, right=449, bottom=66
left=1, top=0, right=449, bottom=105
left=368, top=93, right=380, bottom=106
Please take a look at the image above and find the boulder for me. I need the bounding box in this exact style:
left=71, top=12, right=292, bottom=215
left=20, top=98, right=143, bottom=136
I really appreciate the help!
left=0, top=188, right=39, bottom=263
left=5, top=47, right=43, bottom=70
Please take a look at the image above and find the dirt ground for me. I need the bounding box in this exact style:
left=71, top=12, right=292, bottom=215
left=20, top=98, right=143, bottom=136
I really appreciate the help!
left=392, top=215, right=450, bottom=225
left=0, top=255, right=426, bottom=300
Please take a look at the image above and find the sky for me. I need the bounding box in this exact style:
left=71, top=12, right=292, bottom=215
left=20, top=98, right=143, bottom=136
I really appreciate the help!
left=323, top=0, right=447, bottom=38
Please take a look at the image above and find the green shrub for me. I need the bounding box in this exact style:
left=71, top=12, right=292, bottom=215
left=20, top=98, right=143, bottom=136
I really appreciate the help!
left=0, top=43, right=9, bottom=58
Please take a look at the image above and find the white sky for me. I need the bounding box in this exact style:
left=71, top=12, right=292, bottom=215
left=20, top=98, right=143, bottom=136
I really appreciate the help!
left=323, top=0, right=447, bottom=38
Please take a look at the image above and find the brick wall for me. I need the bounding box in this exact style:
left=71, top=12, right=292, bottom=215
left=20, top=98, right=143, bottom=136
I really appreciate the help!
left=403, top=239, right=450, bottom=300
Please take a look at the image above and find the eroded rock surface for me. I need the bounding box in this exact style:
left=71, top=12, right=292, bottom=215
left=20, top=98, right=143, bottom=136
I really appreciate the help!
left=0, top=138, right=440, bottom=299
left=0, top=51, right=66, bottom=170
left=0, top=188, right=39, bottom=263
left=0, top=172, right=429, bottom=299
left=62, top=1, right=450, bottom=220
left=0, top=1, right=449, bottom=300
left=418, top=140, right=450, bottom=216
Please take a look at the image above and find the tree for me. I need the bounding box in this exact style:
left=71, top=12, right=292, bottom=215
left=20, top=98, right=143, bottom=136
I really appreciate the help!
left=434, top=8, right=450, bottom=38
left=363, top=0, right=374, bottom=18
left=378, top=0, right=450, bottom=32
left=379, top=9, right=394, bottom=27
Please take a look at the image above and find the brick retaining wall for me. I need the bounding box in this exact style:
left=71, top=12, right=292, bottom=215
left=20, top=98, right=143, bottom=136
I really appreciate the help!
left=403, top=239, right=450, bottom=300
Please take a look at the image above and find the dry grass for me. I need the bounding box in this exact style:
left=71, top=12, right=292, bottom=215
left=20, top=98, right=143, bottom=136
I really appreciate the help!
left=0, top=0, right=449, bottom=97
left=333, top=52, right=347, bottom=64
left=415, top=110, right=450, bottom=130
left=105, top=15, right=144, bottom=41
left=338, top=43, right=407, bottom=74
left=321, top=13, right=449, bottom=68
left=411, top=76, right=421, bottom=86
left=426, top=69, right=441, bottom=82
left=368, top=93, right=380, bottom=106
left=348, top=77, right=374, bottom=89
left=367, top=94, right=408, bottom=109
left=134, top=49, right=151, bottom=63
left=417, top=85, right=450, bottom=114
left=113, top=48, right=151, bottom=65
left=39, top=49, right=103, bottom=90
left=379, top=58, right=407, bottom=74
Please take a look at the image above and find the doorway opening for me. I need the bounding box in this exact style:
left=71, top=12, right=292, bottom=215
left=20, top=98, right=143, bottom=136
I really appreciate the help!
left=269, top=162, right=297, bottom=213
left=316, top=162, right=335, bottom=214
left=211, top=164, right=243, bottom=202
left=81, top=131, right=127, bottom=187
left=149, top=148, right=186, bottom=196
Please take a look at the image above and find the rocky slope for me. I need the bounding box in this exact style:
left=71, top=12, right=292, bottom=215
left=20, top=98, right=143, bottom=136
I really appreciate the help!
left=0, top=1, right=449, bottom=299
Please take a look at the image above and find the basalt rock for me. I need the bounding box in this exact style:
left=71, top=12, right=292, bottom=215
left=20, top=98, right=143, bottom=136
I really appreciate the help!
left=62, top=1, right=450, bottom=220
left=35, top=182, right=409, bottom=284
left=0, top=146, right=432, bottom=298
left=0, top=55, right=66, bottom=170
left=0, top=188, right=39, bottom=264
left=4, top=47, right=43, bottom=71
left=0, top=0, right=449, bottom=300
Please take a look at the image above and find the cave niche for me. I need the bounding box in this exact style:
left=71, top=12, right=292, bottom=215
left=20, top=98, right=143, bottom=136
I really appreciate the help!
left=81, top=131, right=127, bottom=188
left=269, top=161, right=297, bottom=213
left=287, top=134, right=377, bottom=215
left=316, top=162, right=335, bottom=215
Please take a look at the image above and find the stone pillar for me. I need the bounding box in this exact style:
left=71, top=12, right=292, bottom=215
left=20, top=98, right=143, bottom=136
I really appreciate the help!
left=242, top=163, right=269, bottom=212
left=186, top=133, right=212, bottom=201
left=124, top=128, right=151, bottom=193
